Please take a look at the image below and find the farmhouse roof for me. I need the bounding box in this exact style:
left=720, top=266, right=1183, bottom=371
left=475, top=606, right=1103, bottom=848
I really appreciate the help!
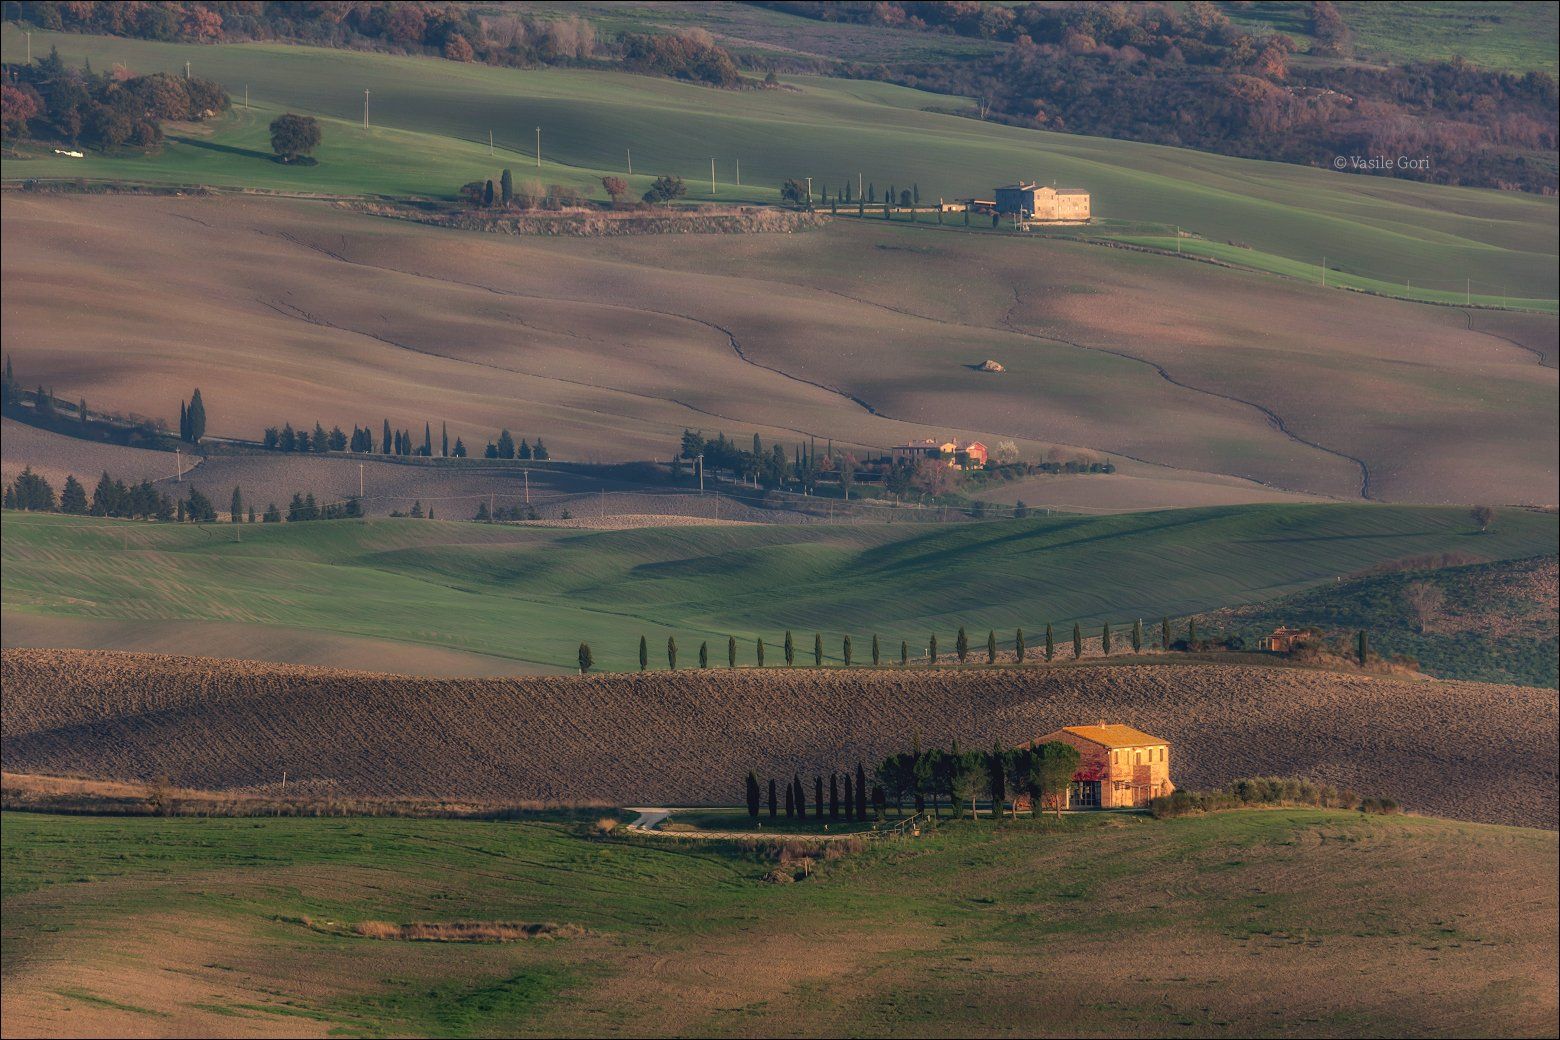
left=1050, top=724, right=1167, bottom=748
left=1054, top=188, right=1090, bottom=195
left=996, top=182, right=1038, bottom=191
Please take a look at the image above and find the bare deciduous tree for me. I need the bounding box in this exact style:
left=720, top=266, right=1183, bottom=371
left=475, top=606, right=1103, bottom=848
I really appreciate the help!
left=1402, top=581, right=1445, bottom=634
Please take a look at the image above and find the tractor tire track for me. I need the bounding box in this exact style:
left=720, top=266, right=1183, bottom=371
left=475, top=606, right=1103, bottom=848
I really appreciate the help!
left=1461, top=309, right=1556, bottom=369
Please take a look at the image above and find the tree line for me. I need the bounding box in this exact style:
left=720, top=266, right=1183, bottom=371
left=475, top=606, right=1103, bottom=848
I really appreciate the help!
left=0, top=466, right=376, bottom=524
left=2, top=49, right=228, bottom=153
left=743, top=739, right=1084, bottom=825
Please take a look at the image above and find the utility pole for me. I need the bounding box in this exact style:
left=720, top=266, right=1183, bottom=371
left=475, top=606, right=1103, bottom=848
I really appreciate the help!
left=858, top=172, right=863, bottom=198
left=359, top=463, right=364, bottom=497
left=626, top=147, right=632, bottom=175
left=24, top=30, right=30, bottom=63
left=735, top=157, right=740, bottom=187
left=601, top=488, right=606, bottom=518
left=1321, top=256, right=1326, bottom=288
left=711, top=157, right=717, bottom=197
left=1175, top=225, right=1181, bottom=254
left=244, top=84, right=249, bottom=109
left=1466, top=278, right=1471, bottom=305
left=184, top=60, right=191, bottom=80
left=363, top=89, right=369, bottom=130
left=524, top=469, right=530, bottom=505
left=805, top=176, right=813, bottom=209
left=535, top=126, right=541, bottom=168
left=697, top=454, right=704, bottom=493
left=489, top=129, right=494, bottom=156
left=175, top=448, right=183, bottom=482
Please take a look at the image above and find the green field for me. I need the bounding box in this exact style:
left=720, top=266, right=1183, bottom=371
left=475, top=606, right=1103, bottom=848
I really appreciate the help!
left=1223, top=1, right=1560, bottom=75
left=4, top=504, right=1554, bottom=672
left=2, top=28, right=1554, bottom=302
left=2, top=808, right=1554, bottom=1036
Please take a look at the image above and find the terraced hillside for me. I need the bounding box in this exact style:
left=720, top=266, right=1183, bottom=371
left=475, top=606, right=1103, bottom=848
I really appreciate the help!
left=2, top=29, right=1554, bottom=303
left=4, top=648, right=1556, bottom=827
left=5, top=506, right=1555, bottom=673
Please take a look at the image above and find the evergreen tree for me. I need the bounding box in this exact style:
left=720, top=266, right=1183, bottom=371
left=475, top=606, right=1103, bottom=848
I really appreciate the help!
left=794, top=775, right=806, bottom=819
left=767, top=777, right=778, bottom=818
left=829, top=774, right=840, bottom=819
left=815, top=776, right=824, bottom=817
left=639, top=634, right=648, bottom=671
left=987, top=629, right=997, bottom=664
left=442, top=422, right=450, bottom=457
left=856, top=762, right=869, bottom=817
left=1102, top=622, right=1112, bottom=656
left=956, top=626, right=969, bottom=663
left=263, top=502, right=282, bottom=522
left=987, top=744, right=1007, bottom=817
left=1188, top=618, right=1199, bottom=648
left=59, top=474, right=88, bottom=514
left=900, top=639, right=909, bottom=666
left=844, top=774, right=855, bottom=820
left=313, top=421, right=328, bottom=453
left=1356, top=630, right=1369, bottom=666
left=699, top=641, right=709, bottom=668
left=785, top=782, right=795, bottom=818
left=842, top=634, right=852, bottom=667
left=1015, top=628, right=1026, bottom=663
left=667, top=636, right=678, bottom=670
left=756, top=637, right=765, bottom=667
left=483, top=179, right=495, bottom=207
left=746, top=771, right=761, bottom=819
left=248, top=506, right=256, bottom=523
left=814, top=632, right=823, bottom=667
left=871, top=633, right=880, bottom=666
left=500, top=168, right=513, bottom=206
left=1073, top=623, right=1083, bottom=659
left=929, top=633, right=938, bottom=665
left=229, top=486, right=243, bottom=523
left=578, top=642, right=593, bottom=674
left=423, top=422, right=432, bottom=456
left=1162, top=616, right=1171, bottom=651
left=784, top=630, right=795, bottom=666
left=187, top=389, right=206, bottom=444
left=1132, top=618, right=1144, bottom=653
left=179, top=399, right=188, bottom=441
left=497, top=429, right=516, bottom=459
left=383, top=419, right=392, bottom=454
left=728, top=635, right=737, bottom=668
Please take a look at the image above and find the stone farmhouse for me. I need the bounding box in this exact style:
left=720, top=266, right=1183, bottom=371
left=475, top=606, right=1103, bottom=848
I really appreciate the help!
left=993, top=182, right=1091, bottom=222
left=890, top=438, right=989, bottom=470
left=1031, top=723, right=1174, bottom=809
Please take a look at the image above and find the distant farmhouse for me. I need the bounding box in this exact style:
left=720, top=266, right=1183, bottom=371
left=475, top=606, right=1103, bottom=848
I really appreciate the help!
left=890, top=438, right=988, bottom=470
left=995, top=182, right=1091, bottom=222
left=1027, top=723, right=1174, bottom=810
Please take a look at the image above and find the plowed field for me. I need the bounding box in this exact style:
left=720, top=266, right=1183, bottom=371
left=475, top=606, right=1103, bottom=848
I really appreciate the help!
left=4, top=649, right=1553, bottom=827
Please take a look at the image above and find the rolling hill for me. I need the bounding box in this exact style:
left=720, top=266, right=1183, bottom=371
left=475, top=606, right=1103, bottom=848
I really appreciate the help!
left=2, top=27, right=1555, bottom=304
left=4, top=647, right=1557, bottom=827
left=3, top=505, right=1555, bottom=673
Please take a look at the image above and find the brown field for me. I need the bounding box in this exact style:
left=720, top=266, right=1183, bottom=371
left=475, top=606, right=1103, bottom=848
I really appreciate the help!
left=0, top=417, right=191, bottom=489
left=5, top=193, right=1552, bottom=506
left=4, top=648, right=1554, bottom=827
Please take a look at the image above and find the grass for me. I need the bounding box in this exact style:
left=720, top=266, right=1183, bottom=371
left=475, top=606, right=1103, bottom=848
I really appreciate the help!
left=1222, top=1, right=1560, bottom=75
left=1, top=28, right=1554, bottom=302
left=3, top=504, right=1554, bottom=672
left=2, top=808, right=1555, bottom=1036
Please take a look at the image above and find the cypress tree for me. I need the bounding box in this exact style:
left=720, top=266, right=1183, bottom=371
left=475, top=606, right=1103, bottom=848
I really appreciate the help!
left=784, top=630, right=795, bottom=666
left=178, top=400, right=188, bottom=442
left=785, top=783, right=795, bottom=818
left=1073, top=623, right=1083, bottom=659
left=578, top=643, right=593, bottom=673
left=667, top=636, right=677, bottom=670
left=500, top=167, right=513, bottom=206
left=746, top=772, right=761, bottom=819
left=423, top=422, right=432, bottom=456
left=1132, top=619, right=1144, bottom=653
left=844, top=775, right=855, bottom=820
left=843, top=635, right=852, bottom=667
left=1356, top=630, right=1369, bottom=666
left=1015, top=628, right=1026, bottom=663
left=1188, top=618, right=1199, bottom=648
left=483, top=179, right=495, bottom=206
left=383, top=419, right=392, bottom=454
left=872, top=633, right=880, bottom=666
left=229, top=486, right=243, bottom=523
left=699, top=641, right=709, bottom=668
left=794, top=775, right=806, bottom=819
left=1045, top=623, right=1055, bottom=661
left=956, top=626, right=969, bottom=663
left=856, top=761, right=868, bottom=817
left=1102, top=623, right=1112, bottom=656
left=729, top=635, right=737, bottom=668
left=929, top=633, right=938, bottom=665
left=639, top=635, right=648, bottom=671
left=814, top=776, right=824, bottom=817
left=768, top=778, right=777, bottom=818
left=829, top=774, right=840, bottom=819
left=187, top=389, right=206, bottom=444
left=987, top=629, right=997, bottom=664
left=814, top=632, right=823, bottom=667
left=901, top=639, right=909, bottom=666
left=1162, top=616, right=1171, bottom=650
left=441, top=421, right=449, bottom=457
left=756, top=638, right=765, bottom=667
